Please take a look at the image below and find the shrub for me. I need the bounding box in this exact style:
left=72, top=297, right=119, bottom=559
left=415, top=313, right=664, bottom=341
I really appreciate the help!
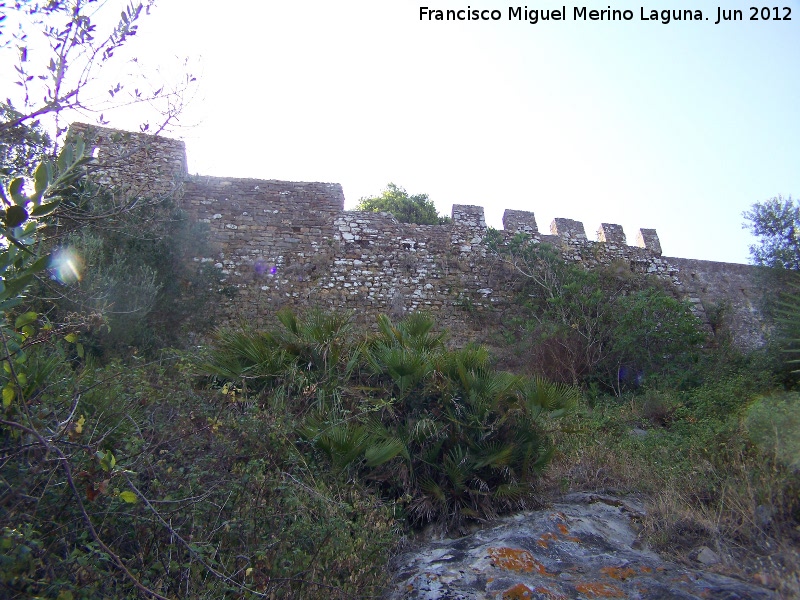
left=485, top=233, right=705, bottom=393
left=745, top=392, right=800, bottom=472
left=200, top=310, right=578, bottom=531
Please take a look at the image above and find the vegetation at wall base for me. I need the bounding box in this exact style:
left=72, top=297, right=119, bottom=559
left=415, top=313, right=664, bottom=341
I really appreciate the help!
left=544, top=350, right=800, bottom=597
left=0, top=150, right=397, bottom=597
left=485, top=231, right=705, bottom=393
left=200, top=310, right=578, bottom=533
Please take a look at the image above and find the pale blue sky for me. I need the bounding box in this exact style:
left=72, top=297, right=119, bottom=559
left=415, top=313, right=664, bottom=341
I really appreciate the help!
left=7, top=0, right=800, bottom=263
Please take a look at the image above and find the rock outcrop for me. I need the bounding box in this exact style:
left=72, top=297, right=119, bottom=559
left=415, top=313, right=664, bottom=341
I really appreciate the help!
left=387, top=494, right=775, bottom=599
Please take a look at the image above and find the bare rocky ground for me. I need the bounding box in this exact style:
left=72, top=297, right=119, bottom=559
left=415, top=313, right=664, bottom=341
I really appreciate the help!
left=386, top=493, right=777, bottom=599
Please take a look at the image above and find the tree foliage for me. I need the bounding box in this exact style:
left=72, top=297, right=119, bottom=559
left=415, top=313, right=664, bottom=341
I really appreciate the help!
left=743, top=196, right=800, bottom=372
left=772, top=274, right=800, bottom=373
left=0, top=0, right=208, bottom=356
left=485, top=231, right=705, bottom=393
left=0, top=104, right=51, bottom=178
left=356, top=183, right=450, bottom=225
left=1, top=0, right=196, bottom=138
left=743, top=195, right=800, bottom=271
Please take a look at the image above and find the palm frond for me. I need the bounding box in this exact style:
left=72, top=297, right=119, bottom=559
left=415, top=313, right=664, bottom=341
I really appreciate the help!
left=365, top=438, right=407, bottom=467
left=523, top=376, right=578, bottom=419
left=472, top=441, right=515, bottom=470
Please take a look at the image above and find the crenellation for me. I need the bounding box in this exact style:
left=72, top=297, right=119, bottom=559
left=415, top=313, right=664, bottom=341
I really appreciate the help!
left=597, top=223, right=626, bottom=245
left=452, top=204, right=487, bottom=230
left=550, top=218, right=587, bottom=243
left=502, top=209, right=538, bottom=234
left=636, top=228, right=662, bottom=256
left=67, top=123, right=773, bottom=348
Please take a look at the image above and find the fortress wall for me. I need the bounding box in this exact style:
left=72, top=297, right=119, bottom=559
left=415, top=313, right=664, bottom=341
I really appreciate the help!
left=69, top=123, right=187, bottom=198
left=667, top=257, right=773, bottom=348
left=69, top=124, right=771, bottom=347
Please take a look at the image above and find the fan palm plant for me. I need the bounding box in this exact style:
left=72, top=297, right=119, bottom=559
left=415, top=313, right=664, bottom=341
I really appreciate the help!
left=198, top=309, right=356, bottom=412
left=364, top=313, right=444, bottom=401
left=224, top=311, right=580, bottom=532
left=346, top=319, right=577, bottom=530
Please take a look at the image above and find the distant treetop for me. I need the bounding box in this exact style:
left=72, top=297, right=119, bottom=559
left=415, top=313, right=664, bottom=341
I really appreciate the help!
left=356, top=183, right=451, bottom=225
left=743, top=195, right=799, bottom=270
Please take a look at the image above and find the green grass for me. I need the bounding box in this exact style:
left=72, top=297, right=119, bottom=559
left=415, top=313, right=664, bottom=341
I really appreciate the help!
left=546, top=381, right=800, bottom=597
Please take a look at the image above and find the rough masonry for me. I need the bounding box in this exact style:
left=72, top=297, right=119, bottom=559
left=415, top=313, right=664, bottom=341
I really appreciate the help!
left=69, top=123, right=772, bottom=349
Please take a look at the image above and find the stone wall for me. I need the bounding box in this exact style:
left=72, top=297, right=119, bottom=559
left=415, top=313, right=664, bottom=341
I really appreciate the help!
left=69, top=123, right=187, bottom=199
left=68, top=124, right=774, bottom=348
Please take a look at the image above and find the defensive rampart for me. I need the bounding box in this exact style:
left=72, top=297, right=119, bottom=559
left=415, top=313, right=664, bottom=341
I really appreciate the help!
left=68, top=124, right=772, bottom=349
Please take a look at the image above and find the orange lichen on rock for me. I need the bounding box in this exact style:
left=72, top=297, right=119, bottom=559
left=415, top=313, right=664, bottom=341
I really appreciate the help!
left=600, top=566, right=636, bottom=581
left=557, top=523, right=570, bottom=535
left=535, top=586, right=569, bottom=600
left=488, top=547, right=554, bottom=576
left=537, top=532, right=558, bottom=548
left=502, top=583, right=533, bottom=599
left=574, top=581, right=625, bottom=598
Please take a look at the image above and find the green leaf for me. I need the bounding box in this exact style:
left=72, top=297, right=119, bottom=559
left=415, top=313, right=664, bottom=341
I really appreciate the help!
left=2, top=386, right=14, bottom=408
left=8, top=178, right=26, bottom=206
left=96, top=450, right=116, bottom=472
left=57, top=144, right=74, bottom=172
left=76, top=342, right=84, bottom=359
left=119, top=490, right=137, bottom=504
left=65, top=333, right=78, bottom=343
left=365, top=438, right=406, bottom=467
left=4, top=205, right=28, bottom=228
left=33, top=162, right=51, bottom=200
left=0, top=298, right=23, bottom=312
left=0, top=274, right=33, bottom=302
left=74, top=136, right=85, bottom=159
left=30, top=200, right=60, bottom=217
left=14, top=311, right=37, bottom=329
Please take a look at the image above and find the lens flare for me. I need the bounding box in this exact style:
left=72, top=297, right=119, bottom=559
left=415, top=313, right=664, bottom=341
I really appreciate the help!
left=253, top=259, right=277, bottom=278
left=50, top=248, right=83, bottom=284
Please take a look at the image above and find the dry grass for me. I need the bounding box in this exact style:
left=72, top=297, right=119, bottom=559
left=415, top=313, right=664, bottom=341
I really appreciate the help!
left=543, top=395, right=800, bottom=598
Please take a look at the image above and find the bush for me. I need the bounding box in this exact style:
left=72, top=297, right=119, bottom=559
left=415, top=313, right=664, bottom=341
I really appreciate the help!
left=486, top=234, right=705, bottom=393
left=36, top=175, right=220, bottom=358
left=1, top=350, right=397, bottom=598
left=0, top=127, right=393, bottom=599
left=201, top=311, right=578, bottom=532
left=745, top=392, right=800, bottom=471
